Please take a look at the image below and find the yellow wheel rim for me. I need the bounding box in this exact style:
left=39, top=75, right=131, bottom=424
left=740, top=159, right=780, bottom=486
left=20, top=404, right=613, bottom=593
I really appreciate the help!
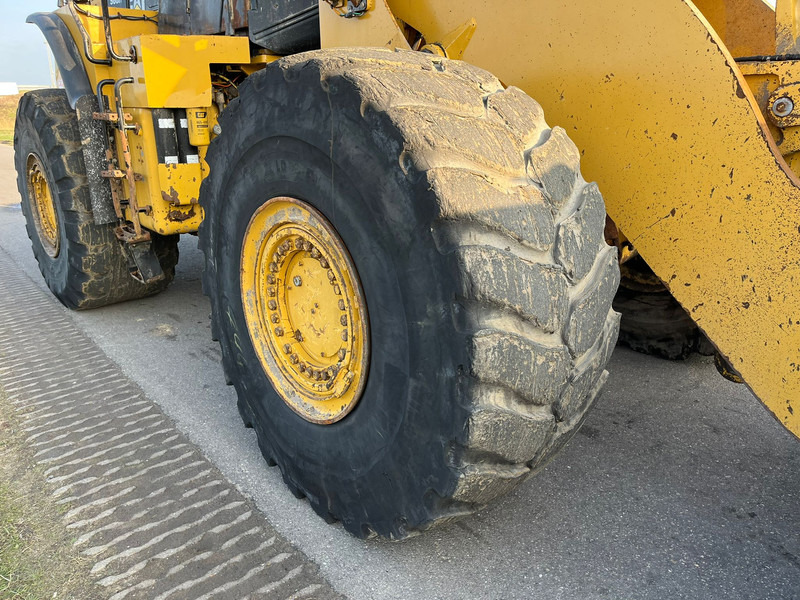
left=26, top=153, right=60, bottom=258
left=241, top=197, right=370, bottom=424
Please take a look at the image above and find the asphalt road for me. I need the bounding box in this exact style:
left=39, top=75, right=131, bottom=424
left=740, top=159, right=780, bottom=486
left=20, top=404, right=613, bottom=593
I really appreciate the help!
left=1, top=143, right=799, bottom=599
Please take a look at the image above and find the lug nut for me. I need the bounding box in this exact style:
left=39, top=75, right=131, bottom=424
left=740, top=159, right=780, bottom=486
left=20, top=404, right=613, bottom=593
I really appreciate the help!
left=268, top=262, right=278, bottom=273
left=267, top=299, right=277, bottom=311
left=340, top=315, right=348, bottom=326
left=295, top=330, right=304, bottom=342
left=319, top=258, right=329, bottom=268
left=338, top=348, right=346, bottom=361
left=274, top=327, right=284, bottom=336
left=299, top=363, right=306, bottom=373
left=267, top=274, right=275, bottom=285
left=271, top=313, right=279, bottom=323
left=333, top=285, right=341, bottom=295
left=341, top=330, right=348, bottom=342
left=311, top=248, right=321, bottom=259
left=327, top=270, right=335, bottom=281
left=338, top=299, right=345, bottom=310
left=290, top=353, right=299, bottom=364
left=267, top=286, right=276, bottom=297
left=283, top=344, right=291, bottom=354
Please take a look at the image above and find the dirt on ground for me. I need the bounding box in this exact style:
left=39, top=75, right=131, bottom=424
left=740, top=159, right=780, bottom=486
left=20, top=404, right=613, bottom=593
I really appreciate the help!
left=0, top=386, right=99, bottom=600
left=0, top=95, right=21, bottom=145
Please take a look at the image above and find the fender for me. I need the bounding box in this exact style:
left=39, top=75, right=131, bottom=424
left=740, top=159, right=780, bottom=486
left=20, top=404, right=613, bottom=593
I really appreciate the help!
left=26, top=12, right=92, bottom=109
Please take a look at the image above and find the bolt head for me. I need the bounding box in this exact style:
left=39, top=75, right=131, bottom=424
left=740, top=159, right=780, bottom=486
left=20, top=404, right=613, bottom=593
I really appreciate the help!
left=772, top=96, right=794, bottom=118
left=293, top=276, right=302, bottom=286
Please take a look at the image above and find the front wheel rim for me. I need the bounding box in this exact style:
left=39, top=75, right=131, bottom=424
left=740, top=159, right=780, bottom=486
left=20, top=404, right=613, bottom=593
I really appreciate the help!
left=26, top=153, right=60, bottom=258
left=241, top=197, right=370, bottom=425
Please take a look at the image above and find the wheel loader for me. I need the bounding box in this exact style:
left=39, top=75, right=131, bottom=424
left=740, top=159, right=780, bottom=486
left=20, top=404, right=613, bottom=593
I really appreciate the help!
left=13, top=0, right=799, bottom=539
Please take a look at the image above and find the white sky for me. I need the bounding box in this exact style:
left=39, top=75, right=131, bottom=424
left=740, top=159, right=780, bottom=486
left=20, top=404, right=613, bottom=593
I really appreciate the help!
left=0, top=1, right=58, bottom=85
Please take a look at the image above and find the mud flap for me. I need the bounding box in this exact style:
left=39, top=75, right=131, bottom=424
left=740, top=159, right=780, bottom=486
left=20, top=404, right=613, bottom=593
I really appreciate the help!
left=125, top=240, right=165, bottom=284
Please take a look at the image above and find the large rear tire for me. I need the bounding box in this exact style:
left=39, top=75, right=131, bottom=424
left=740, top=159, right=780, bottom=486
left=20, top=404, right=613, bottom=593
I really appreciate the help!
left=200, top=49, right=620, bottom=538
left=14, top=89, right=178, bottom=310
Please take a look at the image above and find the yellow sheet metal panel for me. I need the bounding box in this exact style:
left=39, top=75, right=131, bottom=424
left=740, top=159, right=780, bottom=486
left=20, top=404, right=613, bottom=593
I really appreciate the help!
left=157, top=163, right=203, bottom=206
left=125, top=108, right=204, bottom=235
left=693, top=0, right=776, bottom=57
left=319, top=0, right=410, bottom=50
left=113, top=35, right=250, bottom=108
left=360, top=0, right=799, bottom=436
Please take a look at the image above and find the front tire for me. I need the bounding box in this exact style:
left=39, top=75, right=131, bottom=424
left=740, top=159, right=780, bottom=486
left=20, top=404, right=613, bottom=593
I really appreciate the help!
left=14, top=89, right=178, bottom=310
left=200, top=49, right=620, bottom=538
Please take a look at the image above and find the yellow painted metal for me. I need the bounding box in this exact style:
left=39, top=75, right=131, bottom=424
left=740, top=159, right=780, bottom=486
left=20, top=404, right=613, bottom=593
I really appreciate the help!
left=123, top=107, right=204, bottom=235
left=26, top=154, right=60, bottom=258
left=739, top=59, right=800, bottom=174
left=436, top=18, right=477, bottom=60
left=320, top=1, right=800, bottom=435
left=776, top=0, right=800, bottom=53
left=241, top=198, right=369, bottom=425
left=112, top=35, right=250, bottom=108
left=157, top=164, right=203, bottom=206
left=693, top=0, right=776, bottom=57
left=319, top=0, right=409, bottom=50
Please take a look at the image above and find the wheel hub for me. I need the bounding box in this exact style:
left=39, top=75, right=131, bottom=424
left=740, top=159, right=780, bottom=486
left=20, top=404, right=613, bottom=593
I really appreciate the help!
left=26, top=153, right=59, bottom=257
left=241, top=197, right=369, bottom=424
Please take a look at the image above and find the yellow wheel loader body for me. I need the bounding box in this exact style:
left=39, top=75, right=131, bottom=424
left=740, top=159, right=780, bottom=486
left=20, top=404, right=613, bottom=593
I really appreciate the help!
left=19, top=0, right=800, bottom=536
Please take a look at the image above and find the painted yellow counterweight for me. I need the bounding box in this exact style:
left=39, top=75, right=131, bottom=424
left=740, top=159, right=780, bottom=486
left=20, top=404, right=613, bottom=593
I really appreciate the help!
left=320, top=0, right=800, bottom=436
